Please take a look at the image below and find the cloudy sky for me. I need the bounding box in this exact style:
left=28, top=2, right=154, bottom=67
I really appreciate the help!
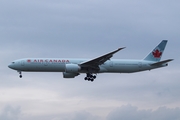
left=0, top=0, right=180, bottom=120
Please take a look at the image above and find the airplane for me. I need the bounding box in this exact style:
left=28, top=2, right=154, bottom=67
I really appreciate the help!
left=8, top=40, right=173, bottom=82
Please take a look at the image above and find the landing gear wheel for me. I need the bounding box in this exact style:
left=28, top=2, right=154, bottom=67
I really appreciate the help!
left=19, top=75, right=22, bottom=78
left=84, top=73, right=97, bottom=82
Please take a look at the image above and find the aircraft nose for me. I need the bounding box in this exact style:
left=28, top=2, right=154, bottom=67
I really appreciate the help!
left=8, top=64, right=13, bottom=69
left=8, top=62, right=16, bottom=69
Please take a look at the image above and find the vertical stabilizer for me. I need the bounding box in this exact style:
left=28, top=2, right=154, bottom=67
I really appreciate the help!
left=144, top=40, right=168, bottom=61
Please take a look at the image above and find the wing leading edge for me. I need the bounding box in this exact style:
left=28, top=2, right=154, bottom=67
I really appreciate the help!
left=80, top=47, right=125, bottom=67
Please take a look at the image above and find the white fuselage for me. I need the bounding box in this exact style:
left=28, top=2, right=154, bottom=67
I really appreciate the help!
left=8, top=58, right=166, bottom=73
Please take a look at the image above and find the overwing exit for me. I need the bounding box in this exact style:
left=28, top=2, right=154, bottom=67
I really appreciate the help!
left=8, top=40, right=173, bottom=82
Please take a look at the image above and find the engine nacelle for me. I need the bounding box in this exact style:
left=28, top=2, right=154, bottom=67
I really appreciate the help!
left=63, top=72, right=79, bottom=78
left=65, top=64, right=81, bottom=73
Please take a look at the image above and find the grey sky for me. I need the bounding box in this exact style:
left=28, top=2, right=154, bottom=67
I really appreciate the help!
left=0, top=0, right=180, bottom=120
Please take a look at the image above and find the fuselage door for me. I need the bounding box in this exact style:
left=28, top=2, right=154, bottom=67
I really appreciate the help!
left=138, top=62, right=142, bottom=70
left=21, top=60, right=25, bottom=66
left=44, top=60, right=48, bottom=66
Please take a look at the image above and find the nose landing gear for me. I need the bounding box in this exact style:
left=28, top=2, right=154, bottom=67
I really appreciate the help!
left=84, top=73, right=96, bottom=82
left=18, top=71, right=22, bottom=78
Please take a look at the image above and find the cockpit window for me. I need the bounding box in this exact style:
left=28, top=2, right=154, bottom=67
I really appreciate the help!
left=12, top=62, right=15, bottom=64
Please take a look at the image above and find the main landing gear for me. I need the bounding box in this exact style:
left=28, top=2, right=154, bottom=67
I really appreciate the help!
left=84, top=73, right=96, bottom=82
left=18, top=71, right=22, bottom=78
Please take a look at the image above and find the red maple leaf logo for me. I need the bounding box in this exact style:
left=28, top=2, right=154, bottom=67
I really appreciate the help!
left=152, top=49, right=162, bottom=58
left=27, top=59, right=31, bottom=62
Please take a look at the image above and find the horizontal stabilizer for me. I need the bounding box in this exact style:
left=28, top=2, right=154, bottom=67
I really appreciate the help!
left=150, top=59, right=174, bottom=66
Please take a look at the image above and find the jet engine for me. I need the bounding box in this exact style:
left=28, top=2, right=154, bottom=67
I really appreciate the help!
left=65, top=64, right=81, bottom=73
left=63, top=72, right=79, bottom=78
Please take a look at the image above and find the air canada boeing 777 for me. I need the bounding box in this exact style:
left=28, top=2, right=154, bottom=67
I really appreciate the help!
left=8, top=40, right=173, bottom=82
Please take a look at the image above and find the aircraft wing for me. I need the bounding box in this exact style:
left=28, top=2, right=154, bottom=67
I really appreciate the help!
left=80, top=47, right=125, bottom=67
